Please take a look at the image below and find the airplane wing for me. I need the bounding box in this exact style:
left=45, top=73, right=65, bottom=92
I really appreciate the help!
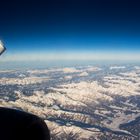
left=0, top=40, right=6, bottom=55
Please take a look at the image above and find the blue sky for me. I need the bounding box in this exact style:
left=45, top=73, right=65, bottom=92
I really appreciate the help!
left=0, top=0, right=140, bottom=66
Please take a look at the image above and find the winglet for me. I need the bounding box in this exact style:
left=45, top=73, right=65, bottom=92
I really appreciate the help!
left=0, top=40, right=6, bottom=55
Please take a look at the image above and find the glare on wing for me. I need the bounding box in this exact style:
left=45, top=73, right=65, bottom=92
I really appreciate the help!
left=0, top=40, right=6, bottom=55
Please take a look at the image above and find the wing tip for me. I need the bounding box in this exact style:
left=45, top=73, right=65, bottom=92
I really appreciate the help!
left=0, top=40, right=6, bottom=55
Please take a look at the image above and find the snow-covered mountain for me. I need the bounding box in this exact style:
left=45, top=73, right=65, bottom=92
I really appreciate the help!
left=1, top=64, right=140, bottom=139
